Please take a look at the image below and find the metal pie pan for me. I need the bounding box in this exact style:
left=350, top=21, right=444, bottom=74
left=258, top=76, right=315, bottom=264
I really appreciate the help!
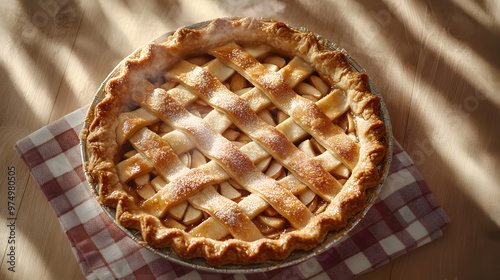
left=80, top=18, right=393, bottom=274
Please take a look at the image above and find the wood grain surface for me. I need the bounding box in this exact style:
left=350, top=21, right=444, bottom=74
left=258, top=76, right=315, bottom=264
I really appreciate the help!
left=1, top=0, right=499, bottom=279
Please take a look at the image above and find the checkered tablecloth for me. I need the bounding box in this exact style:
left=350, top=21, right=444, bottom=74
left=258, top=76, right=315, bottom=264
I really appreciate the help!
left=15, top=107, right=450, bottom=279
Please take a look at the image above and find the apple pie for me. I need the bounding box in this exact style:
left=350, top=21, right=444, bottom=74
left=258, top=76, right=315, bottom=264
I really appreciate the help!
left=82, top=17, right=387, bottom=265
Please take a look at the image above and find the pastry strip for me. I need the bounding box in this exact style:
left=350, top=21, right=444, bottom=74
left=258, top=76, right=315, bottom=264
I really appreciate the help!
left=206, top=56, right=351, bottom=157
left=114, top=57, right=321, bottom=181
left=129, top=128, right=263, bottom=240
left=188, top=186, right=264, bottom=241
left=117, top=108, right=159, bottom=146
left=116, top=96, right=345, bottom=184
left=170, top=61, right=342, bottom=201
left=121, top=117, right=264, bottom=239
left=115, top=107, right=341, bottom=191
left=116, top=55, right=345, bottom=180
left=128, top=127, right=189, bottom=181
left=141, top=160, right=228, bottom=217
left=116, top=153, right=155, bottom=182
left=139, top=87, right=313, bottom=229
left=210, top=44, right=360, bottom=169
left=190, top=193, right=268, bottom=239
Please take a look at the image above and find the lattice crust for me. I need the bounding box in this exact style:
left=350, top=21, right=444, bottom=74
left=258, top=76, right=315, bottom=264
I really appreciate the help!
left=83, top=17, right=386, bottom=265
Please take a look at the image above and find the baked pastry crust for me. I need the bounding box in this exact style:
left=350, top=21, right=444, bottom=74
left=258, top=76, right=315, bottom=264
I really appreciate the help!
left=82, top=17, right=386, bottom=265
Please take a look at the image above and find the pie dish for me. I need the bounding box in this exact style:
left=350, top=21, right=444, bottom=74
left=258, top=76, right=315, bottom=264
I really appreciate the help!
left=81, top=17, right=390, bottom=267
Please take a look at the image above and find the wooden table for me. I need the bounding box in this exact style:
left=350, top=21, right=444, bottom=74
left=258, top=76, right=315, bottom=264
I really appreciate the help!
left=1, top=0, right=499, bottom=279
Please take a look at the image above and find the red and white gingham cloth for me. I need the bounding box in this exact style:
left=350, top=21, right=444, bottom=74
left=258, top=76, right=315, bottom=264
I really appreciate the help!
left=15, top=107, right=450, bottom=280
